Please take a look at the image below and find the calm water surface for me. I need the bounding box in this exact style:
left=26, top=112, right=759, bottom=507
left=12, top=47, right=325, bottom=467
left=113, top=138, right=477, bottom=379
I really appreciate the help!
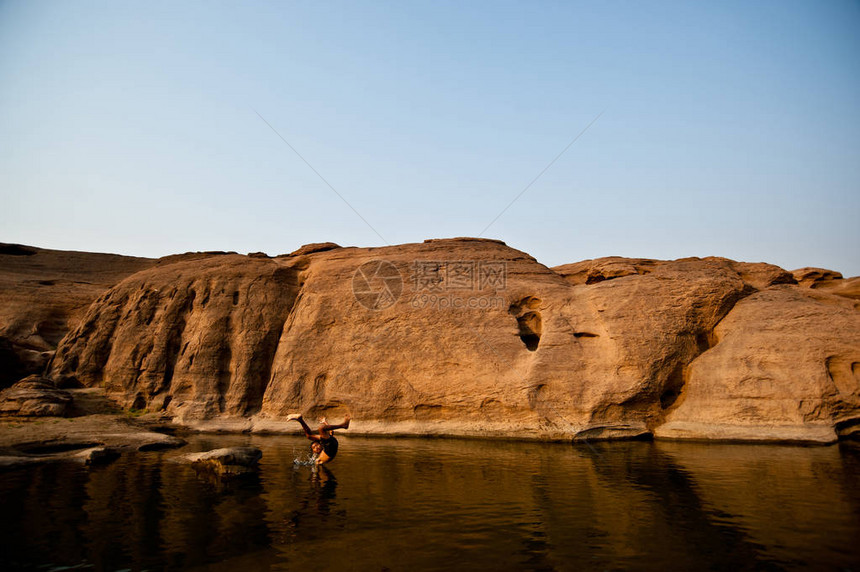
left=2, top=435, right=859, bottom=571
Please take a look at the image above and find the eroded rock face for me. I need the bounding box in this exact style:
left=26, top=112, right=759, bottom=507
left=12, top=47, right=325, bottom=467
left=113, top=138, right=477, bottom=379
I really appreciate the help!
left=813, top=277, right=860, bottom=303
left=0, top=243, right=155, bottom=386
left=40, top=239, right=860, bottom=443
left=52, top=255, right=303, bottom=419
left=656, top=286, right=860, bottom=443
left=792, top=267, right=843, bottom=287
left=791, top=267, right=860, bottom=306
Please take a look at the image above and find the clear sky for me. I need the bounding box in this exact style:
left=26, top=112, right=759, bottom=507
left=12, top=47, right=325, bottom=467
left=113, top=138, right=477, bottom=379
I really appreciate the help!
left=1, top=1, right=858, bottom=275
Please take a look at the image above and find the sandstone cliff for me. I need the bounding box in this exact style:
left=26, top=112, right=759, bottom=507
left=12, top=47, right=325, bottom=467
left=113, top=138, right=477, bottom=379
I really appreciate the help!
left=0, top=243, right=156, bottom=386
left=38, top=238, right=860, bottom=443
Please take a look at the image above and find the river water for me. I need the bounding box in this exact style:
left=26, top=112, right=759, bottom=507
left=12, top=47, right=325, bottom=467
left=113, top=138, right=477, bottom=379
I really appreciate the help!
left=2, top=434, right=859, bottom=571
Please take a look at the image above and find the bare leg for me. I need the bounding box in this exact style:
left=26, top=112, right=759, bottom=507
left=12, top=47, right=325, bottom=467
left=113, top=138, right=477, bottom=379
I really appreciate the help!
left=288, top=413, right=320, bottom=441
left=318, top=425, right=332, bottom=440
left=319, top=414, right=351, bottom=433
left=316, top=414, right=350, bottom=441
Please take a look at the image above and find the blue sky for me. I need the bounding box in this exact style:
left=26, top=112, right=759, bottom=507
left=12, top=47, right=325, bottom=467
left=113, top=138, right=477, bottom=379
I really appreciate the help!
left=1, top=1, right=858, bottom=275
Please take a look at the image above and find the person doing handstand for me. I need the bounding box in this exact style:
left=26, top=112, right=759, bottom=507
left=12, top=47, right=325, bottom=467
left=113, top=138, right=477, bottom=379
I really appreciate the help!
left=287, top=412, right=350, bottom=465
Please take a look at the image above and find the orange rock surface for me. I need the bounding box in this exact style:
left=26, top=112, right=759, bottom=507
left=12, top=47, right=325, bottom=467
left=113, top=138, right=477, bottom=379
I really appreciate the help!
left=3, top=239, right=857, bottom=443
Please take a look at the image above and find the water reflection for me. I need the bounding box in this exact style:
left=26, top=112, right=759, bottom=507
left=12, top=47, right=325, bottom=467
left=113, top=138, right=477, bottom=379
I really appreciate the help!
left=0, top=436, right=858, bottom=570
left=656, top=441, right=860, bottom=569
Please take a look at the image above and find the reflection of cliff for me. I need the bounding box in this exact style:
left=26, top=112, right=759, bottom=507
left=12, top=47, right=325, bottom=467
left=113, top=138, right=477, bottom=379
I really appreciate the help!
left=656, top=441, right=860, bottom=569
left=0, top=462, right=90, bottom=569
left=4, top=239, right=859, bottom=442
left=264, top=440, right=703, bottom=569
left=1, top=437, right=858, bottom=569
left=582, top=443, right=768, bottom=569
left=485, top=443, right=768, bottom=570
left=0, top=450, right=274, bottom=569
left=85, top=455, right=270, bottom=569
left=256, top=438, right=860, bottom=570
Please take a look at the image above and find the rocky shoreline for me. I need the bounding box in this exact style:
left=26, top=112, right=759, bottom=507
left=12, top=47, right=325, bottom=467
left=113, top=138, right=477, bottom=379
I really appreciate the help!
left=1, top=383, right=856, bottom=471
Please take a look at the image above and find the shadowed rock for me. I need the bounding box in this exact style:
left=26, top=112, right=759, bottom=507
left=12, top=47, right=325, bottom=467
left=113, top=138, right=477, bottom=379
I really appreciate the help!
left=0, top=375, right=72, bottom=416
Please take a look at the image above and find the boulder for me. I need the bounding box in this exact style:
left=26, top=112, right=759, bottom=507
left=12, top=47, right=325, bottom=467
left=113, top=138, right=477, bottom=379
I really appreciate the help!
left=0, top=375, right=72, bottom=416
left=283, top=242, right=342, bottom=257
left=792, top=267, right=843, bottom=287
left=719, top=259, right=796, bottom=289
left=0, top=444, right=121, bottom=468
left=182, top=446, right=262, bottom=475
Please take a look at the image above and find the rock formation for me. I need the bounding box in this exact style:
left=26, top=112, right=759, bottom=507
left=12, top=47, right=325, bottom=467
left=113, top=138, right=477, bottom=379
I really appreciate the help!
left=655, top=286, right=860, bottom=441
left=0, top=243, right=156, bottom=386
left=21, top=237, right=854, bottom=444
left=0, top=375, right=72, bottom=416
left=51, top=253, right=303, bottom=418
left=181, top=446, right=263, bottom=476
left=0, top=410, right=185, bottom=468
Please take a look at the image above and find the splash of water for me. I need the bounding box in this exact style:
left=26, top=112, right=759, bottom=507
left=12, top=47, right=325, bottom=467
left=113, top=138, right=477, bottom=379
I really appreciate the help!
left=292, top=448, right=318, bottom=467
